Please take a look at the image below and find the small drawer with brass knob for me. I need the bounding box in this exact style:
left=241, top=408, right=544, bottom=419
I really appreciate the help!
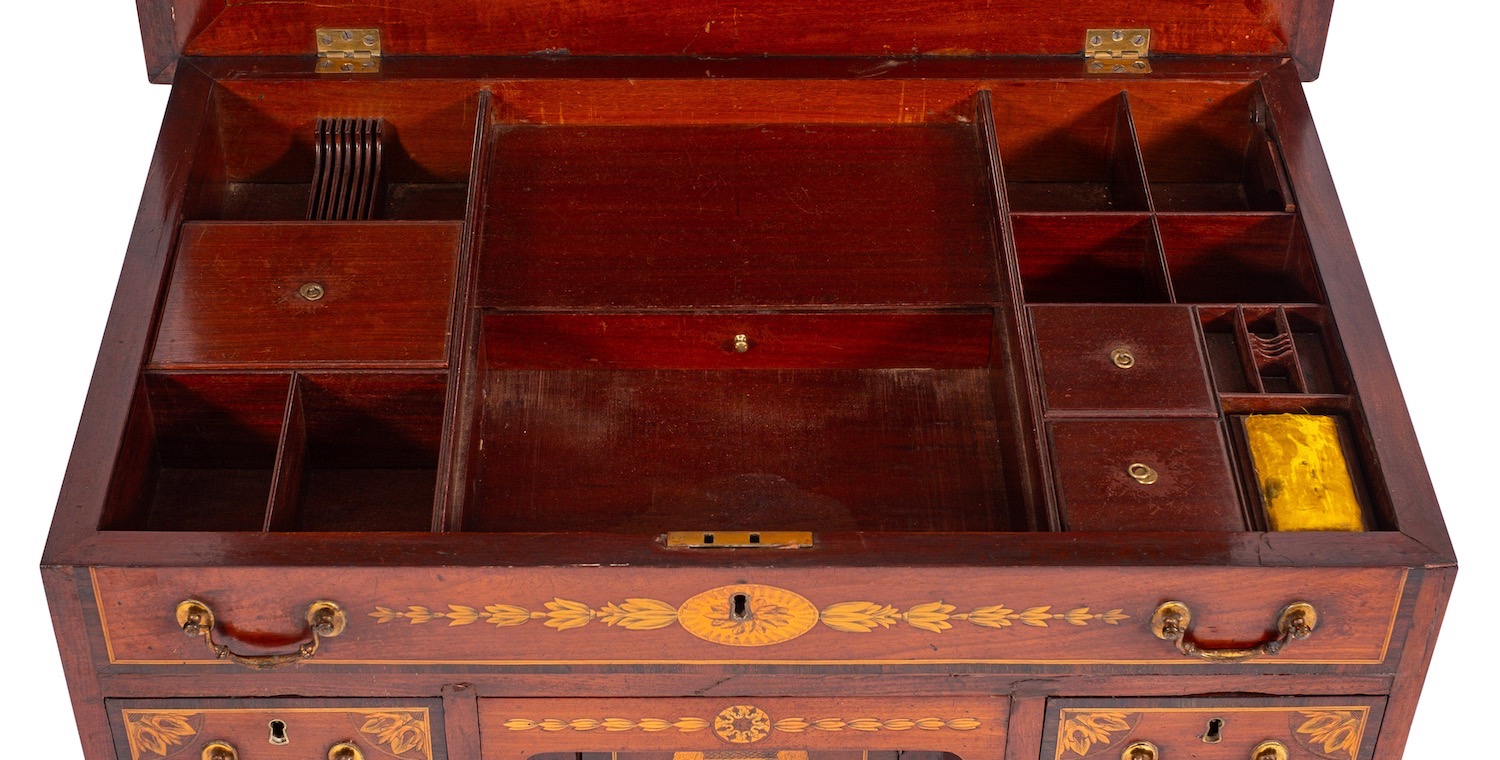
left=1043, top=696, right=1385, bottom=760
left=108, top=699, right=446, bottom=760
left=1031, top=305, right=1215, bottom=414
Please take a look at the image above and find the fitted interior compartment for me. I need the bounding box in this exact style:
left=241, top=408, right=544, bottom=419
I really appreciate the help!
left=1011, top=214, right=1169, bottom=302
left=987, top=85, right=1150, bottom=211
left=102, top=373, right=291, bottom=531
left=1199, top=305, right=1343, bottom=396
left=476, top=116, right=999, bottom=309
left=1130, top=83, right=1295, bottom=211
left=461, top=311, right=1033, bottom=533
left=1158, top=214, right=1321, bottom=303
left=186, top=80, right=482, bottom=220
left=267, top=373, right=446, bottom=531
left=150, top=221, right=462, bottom=368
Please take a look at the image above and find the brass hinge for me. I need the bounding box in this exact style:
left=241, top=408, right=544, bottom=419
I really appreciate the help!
left=1085, top=28, right=1151, bottom=74
left=316, top=28, right=382, bottom=74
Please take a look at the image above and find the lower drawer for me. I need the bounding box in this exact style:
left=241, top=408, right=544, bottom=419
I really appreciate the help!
left=107, top=699, right=445, bottom=760
left=479, top=698, right=1008, bottom=760
left=1040, top=697, right=1385, bottom=760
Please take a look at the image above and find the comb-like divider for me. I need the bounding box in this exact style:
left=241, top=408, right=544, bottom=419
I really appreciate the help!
left=307, top=117, right=384, bottom=220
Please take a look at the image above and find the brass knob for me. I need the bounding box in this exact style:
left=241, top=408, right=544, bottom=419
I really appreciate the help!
left=298, top=282, right=326, bottom=301
left=329, top=742, right=366, bottom=760
left=1122, top=741, right=1158, bottom=760
left=202, top=742, right=238, bottom=760
left=733, top=334, right=750, bottom=353
left=1252, top=740, right=1288, bottom=760
left=1110, top=346, right=1135, bottom=369
left=1127, top=463, right=1158, bottom=485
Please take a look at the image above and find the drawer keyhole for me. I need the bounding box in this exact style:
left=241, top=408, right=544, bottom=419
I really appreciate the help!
left=1201, top=717, right=1224, bottom=744
left=269, top=719, right=289, bottom=745
left=731, top=593, right=750, bottom=621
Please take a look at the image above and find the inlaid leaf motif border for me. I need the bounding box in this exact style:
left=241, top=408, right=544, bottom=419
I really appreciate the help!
left=1056, top=711, right=1137, bottom=758
left=504, top=704, right=982, bottom=745
left=1294, top=710, right=1366, bottom=760
left=122, top=711, right=200, bottom=760
left=353, top=710, right=432, bottom=757
left=372, top=583, right=1128, bottom=648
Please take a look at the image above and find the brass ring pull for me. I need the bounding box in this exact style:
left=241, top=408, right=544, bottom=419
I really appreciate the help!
left=1121, top=741, right=1158, bottom=760
left=1151, top=601, right=1317, bottom=662
left=176, top=599, right=347, bottom=670
left=1252, top=740, right=1289, bottom=760
left=202, top=742, right=238, bottom=760
left=329, top=742, right=366, bottom=760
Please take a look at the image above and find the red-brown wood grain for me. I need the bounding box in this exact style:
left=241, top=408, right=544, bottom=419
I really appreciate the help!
left=1049, top=419, right=1245, bottom=532
left=151, top=221, right=461, bottom=367
left=479, top=697, right=1008, bottom=760
left=163, top=0, right=1326, bottom=66
left=91, top=565, right=1408, bottom=667
left=1039, top=696, right=1387, bottom=760
left=1031, top=305, right=1215, bottom=415
left=478, top=122, right=999, bottom=310
left=40, top=52, right=1456, bottom=760
left=481, top=313, right=993, bottom=370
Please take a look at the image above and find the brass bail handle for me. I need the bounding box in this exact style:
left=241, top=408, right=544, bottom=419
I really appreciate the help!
left=1122, top=741, right=1158, bottom=760
left=176, top=599, right=347, bottom=670
left=1151, top=600, right=1318, bottom=662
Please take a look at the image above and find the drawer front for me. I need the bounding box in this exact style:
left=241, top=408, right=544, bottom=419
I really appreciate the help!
left=1031, top=305, right=1214, bottom=415
left=107, top=698, right=445, bottom=760
left=90, top=566, right=1405, bottom=668
left=480, top=698, right=1007, bottom=760
left=1041, top=697, right=1385, bottom=760
left=1049, top=419, right=1245, bottom=532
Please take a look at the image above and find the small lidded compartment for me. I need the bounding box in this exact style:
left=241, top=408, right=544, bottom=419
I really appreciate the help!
left=150, top=221, right=461, bottom=368
left=102, top=373, right=291, bottom=531
left=1031, top=305, right=1214, bottom=414
left=1049, top=418, right=1244, bottom=531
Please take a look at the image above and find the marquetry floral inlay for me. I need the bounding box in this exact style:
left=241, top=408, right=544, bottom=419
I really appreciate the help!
left=355, top=711, right=431, bottom=756
left=1057, top=711, right=1136, bottom=758
left=373, top=583, right=1128, bottom=647
left=1295, top=710, right=1365, bottom=760
left=505, top=704, right=981, bottom=744
left=123, top=711, right=200, bottom=760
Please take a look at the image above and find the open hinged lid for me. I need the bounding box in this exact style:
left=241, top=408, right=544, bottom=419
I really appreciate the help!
left=139, top=0, right=1338, bottom=83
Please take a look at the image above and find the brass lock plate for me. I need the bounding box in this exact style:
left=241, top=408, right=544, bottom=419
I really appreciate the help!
left=664, top=531, right=814, bottom=549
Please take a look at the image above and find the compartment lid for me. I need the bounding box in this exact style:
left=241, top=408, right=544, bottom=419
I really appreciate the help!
left=139, top=0, right=1337, bottom=83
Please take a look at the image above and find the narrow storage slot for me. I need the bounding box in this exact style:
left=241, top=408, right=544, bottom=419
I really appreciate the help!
left=101, top=373, right=291, bottom=530
left=151, top=221, right=461, bottom=368
left=1157, top=215, right=1320, bottom=303
left=186, top=81, right=482, bottom=220
left=1200, top=306, right=1343, bottom=394
left=1011, top=214, right=1169, bottom=303
left=267, top=373, right=446, bottom=531
left=987, top=87, right=1150, bottom=212
left=463, top=312, right=1025, bottom=533
left=1130, top=84, right=1294, bottom=212
left=476, top=121, right=999, bottom=309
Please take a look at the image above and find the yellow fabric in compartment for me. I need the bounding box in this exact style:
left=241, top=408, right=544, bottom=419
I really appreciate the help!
left=1245, top=414, right=1366, bottom=532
